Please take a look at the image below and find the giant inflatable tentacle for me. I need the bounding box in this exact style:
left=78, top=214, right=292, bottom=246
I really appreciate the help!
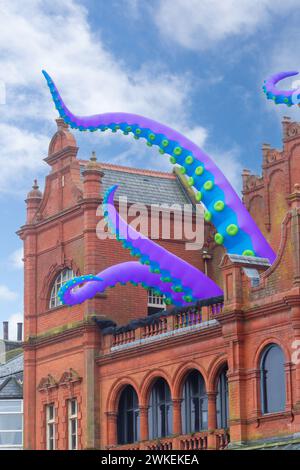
left=263, top=70, right=300, bottom=106
left=42, top=70, right=276, bottom=264
left=59, top=261, right=193, bottom=307
left=102, top=185, right=223, bottom=303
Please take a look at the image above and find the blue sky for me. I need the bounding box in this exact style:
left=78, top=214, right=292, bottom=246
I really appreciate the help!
left=1, top=0, right=300, bottom=338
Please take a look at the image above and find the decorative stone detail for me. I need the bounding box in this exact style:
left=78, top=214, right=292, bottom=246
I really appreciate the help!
left=284, top=122, right=300, bottom=141
left=37, top=374, right=58, bottom=391
left=58, top=368, right=82, bottom=386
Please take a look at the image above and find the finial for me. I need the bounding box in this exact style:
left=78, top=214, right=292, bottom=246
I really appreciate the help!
left=55, top=117, right=68, bottom=130
left=90, top=151, right=97, bottom=162
left=26, top=178, right=42, bottom=201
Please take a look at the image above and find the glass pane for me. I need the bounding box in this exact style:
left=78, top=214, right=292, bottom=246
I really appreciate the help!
left=117, top=386, right=140, bottom=445
left=0, top=414, right=22, bottom=431
left=148, top=405, right=153, bottom=440
left=217, top=369, right=229, bottom=429
left=48, top=424, right=53, bottom=439
left=50, top=269, right=73, bottom=309
left=71, top=419, right=76, bottom=435
left=149, top=379, right=172, bottom=439
left=191, top=397, right=199, bottom=432
left=48, top=405, right=54, bottom=420
left=0, top=431, right=22, bottom=445
left=166, top=404, right=172, bottom=436
left=134, top=411, right=140, bottom=442
left=0, top=400, right=22, bottom=413
left=127, top=410, right=133, bottom=442
left=72, top=434, right=76, bottom=450
left=182, top=371, right=207, bottom=433
left=262, top=345, right=286, bottom=413
left=201, top=397, right=208, bottom=430
left=158, top=404, right=163, bottom=437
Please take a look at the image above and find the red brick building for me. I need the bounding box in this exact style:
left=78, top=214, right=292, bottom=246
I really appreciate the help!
left=18, top=116, right=300, bottom=450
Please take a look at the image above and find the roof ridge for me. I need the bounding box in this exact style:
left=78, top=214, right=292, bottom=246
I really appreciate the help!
left=79, top=159, right=175, bottom=179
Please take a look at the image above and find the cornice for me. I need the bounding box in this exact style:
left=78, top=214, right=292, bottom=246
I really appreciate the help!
left=23, top=320, right=100, bottom=349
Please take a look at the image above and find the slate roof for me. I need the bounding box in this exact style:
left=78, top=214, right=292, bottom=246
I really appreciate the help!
left=0, top=353, right=23, bottom=399
left=80, top=162, right=191, bottom=206
left=0, top=353, right=23, bottom=378
left=227, top=254, right=271, bottom=267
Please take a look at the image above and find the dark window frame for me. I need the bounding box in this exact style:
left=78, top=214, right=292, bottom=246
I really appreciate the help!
left=216, top=365, right=229, bottom=429
left=148, top=378, right=173, bottom=440
left=181, top=370, right=208, bottom=434
left=117, top=385, right=139, bottom=445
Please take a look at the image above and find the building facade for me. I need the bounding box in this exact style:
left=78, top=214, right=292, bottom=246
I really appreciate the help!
left=19, top=117, right=300, bottom=450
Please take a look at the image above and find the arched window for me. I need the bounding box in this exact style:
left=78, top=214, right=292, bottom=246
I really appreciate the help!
left=216, top=365, right=229, bottom=429
left=117, top=386, right=139, bottom=445
left=148, top=378, right=172, bottom=439
left=181, top=370, right=207, bottom=434
left=260, top=344, right=286, bottom=414
left=49, top=269, right=74, bottom=309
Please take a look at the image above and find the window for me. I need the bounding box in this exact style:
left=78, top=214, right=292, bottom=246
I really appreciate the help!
left=49, top=269, right=74, bottom=309
left=216, top=366, right=229, bottom=429
left=46, top=404, right=55, bottom=450
left=148, top=378, right=172, bottom=439
left=148, top=289, right=165, bottom=315
left=117, top=386, right=139, bottom=445
left=242, top=267, right=260, bottom=287
left=260, top=344, right=286, bottom=414
left=0, top=399, right=23, bottom=449
left=68, top=399, right=78, bottom=450
left=182, top=370, right=207, bottom=434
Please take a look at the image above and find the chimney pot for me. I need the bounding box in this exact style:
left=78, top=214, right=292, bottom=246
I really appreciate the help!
left=3, top=321, right=8, bottom=341
left=17, top=323, right=23, bottom=342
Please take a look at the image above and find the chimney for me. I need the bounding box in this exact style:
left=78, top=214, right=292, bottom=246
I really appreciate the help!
left=242, top=169, right=251, bottom=189
left=3, top=321, right=8, bottom=340
left=82, top=151, right=104, bottom=199
left=282, top=116, right=291, bottom=140
left=17, top=323, right=23, bottom=342
left=262, top=143, right=271, bottom=163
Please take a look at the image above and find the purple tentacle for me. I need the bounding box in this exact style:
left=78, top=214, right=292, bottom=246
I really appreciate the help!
left=263, top=70, right=300, bottom=106
left=103, top=185, right=223, bottom=302
left=60, top=262, right=193, bottom=307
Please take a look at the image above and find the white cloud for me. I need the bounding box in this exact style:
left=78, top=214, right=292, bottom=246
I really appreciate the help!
left=0, top=123, right=48, bottom=194
left=0, top=0, right=244, bottom=194
left=153, top=0, right=300, bottom=50
left=0, top=285, right=18, bottom=301
left=9, top=247, right=24, bottom=270
left=0, top=312, right=23, bottom=341
left=184, top=126, right=208, bottom=147
left=0, top=0, right=215, bottom=192
left=209, top=146, right=243, bottom=193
